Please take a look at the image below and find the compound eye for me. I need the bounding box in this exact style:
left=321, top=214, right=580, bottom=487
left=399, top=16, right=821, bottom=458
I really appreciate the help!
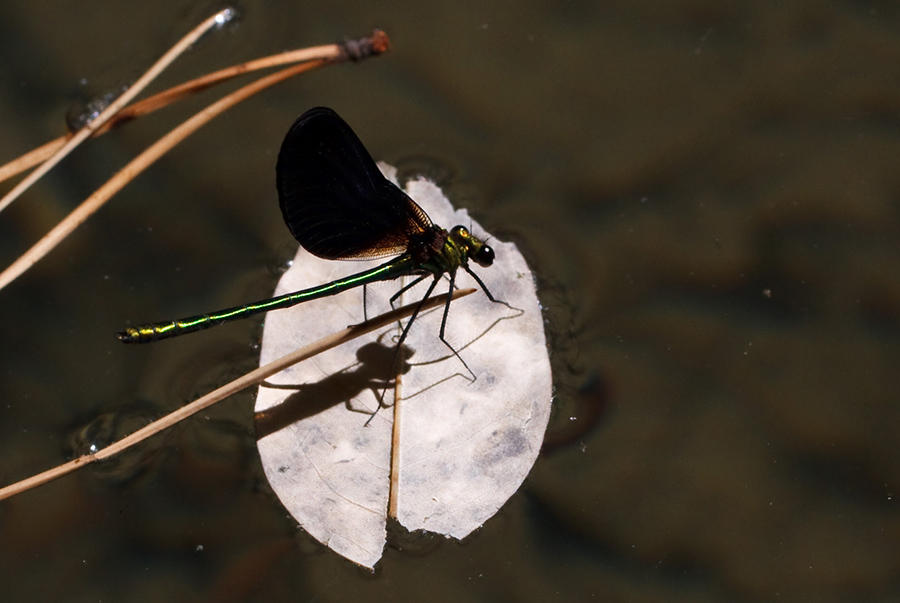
left=474, top=244, right=494, bottom=267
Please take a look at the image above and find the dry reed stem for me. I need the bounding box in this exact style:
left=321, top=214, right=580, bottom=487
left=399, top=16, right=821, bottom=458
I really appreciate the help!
left=0, top=27, right=389, bottom=291
left=0, top=9, right=230, bottom=214
left=0, top=288, right=475, bottom=501
left=0, top=59, right=328, bottom=292
left=0, top=138, right=72, bottom=185
left=0, top=45, right=344, bottom=185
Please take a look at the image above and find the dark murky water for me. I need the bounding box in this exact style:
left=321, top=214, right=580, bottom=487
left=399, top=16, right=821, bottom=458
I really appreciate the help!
left=1, top=1, right=899, bottom=601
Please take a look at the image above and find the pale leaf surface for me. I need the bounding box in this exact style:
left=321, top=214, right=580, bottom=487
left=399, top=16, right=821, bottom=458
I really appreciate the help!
left=256, top=166, right=551, bottom=568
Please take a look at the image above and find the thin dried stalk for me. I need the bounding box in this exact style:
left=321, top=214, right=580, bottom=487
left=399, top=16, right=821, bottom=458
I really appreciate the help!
left=0, top=29, right=389, bottom=292
left=0, top=288, right=475, bottom=501
left=388, top=354, right=405, bottom=519
left=0, top=8, right=232, bottom=214
left=0, top=59, right=321, bottom=291
left=0, top=138, right=70, bottom=185
left=0, top=44, right=350, bottom=185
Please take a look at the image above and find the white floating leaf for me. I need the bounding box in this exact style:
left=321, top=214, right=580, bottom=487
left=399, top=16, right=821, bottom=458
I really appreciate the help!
left=255, top=166, right=551, bottom=569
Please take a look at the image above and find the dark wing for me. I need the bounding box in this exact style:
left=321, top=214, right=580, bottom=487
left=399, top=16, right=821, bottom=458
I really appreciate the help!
left=276, top=107, right=433, bottom=260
